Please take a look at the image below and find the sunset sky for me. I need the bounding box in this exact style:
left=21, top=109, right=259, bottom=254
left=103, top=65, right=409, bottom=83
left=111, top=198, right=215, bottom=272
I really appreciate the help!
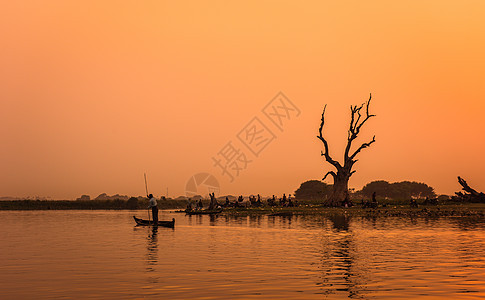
left=1, top=1, right=484, bottom=199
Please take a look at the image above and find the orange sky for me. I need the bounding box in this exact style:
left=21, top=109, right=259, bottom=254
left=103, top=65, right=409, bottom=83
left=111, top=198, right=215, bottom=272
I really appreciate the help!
left=1, top=1, right=484, bottom=199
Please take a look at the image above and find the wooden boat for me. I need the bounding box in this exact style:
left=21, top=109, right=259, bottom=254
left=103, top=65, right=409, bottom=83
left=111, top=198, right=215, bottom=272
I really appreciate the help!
left=133, top=216, right=175, bottom=228
left=185, top=208, right=223, bottom=215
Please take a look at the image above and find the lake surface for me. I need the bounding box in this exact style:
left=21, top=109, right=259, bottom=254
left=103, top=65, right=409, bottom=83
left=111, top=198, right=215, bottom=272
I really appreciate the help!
left=1, top=210, right=485, bottom=299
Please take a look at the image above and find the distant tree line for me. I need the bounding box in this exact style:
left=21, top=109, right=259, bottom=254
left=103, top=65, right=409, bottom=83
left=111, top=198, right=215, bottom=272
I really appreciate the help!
left=76, top=193, right=133, bottom=201
left=0, top=197, right=190, bottom=210
left=294, top=179, right=437, bottom=201
left=360, top=180, right=436, bottom=199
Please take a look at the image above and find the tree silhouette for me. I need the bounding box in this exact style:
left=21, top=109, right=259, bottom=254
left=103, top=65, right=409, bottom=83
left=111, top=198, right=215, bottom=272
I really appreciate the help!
left=317, top=94, right=376, bottom=206
left=361, top=180, right=436, bottom=199
left=294, top=180, right=333, bottom=200
left=455, top=176, right=485, bottom=202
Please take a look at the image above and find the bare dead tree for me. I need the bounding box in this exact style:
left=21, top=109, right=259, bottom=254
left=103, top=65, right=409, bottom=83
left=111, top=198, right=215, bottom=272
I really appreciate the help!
left=455, top=176, right=485, bottom=202
left=317, top=94, right=376, bottom=206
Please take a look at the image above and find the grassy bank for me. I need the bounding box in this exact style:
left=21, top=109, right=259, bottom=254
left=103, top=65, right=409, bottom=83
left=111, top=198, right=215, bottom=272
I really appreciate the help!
left=2, top=199, right=485, bottom=220
left=220, top=203, right=485, bottom=218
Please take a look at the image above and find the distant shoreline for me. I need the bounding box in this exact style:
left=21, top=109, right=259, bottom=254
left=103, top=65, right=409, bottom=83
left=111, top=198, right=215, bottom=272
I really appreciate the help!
left=0, top=199, right=188, bottom=210
left=1, top=200, right=485, bottom=219
left=221, top=204, right=485, bottom=218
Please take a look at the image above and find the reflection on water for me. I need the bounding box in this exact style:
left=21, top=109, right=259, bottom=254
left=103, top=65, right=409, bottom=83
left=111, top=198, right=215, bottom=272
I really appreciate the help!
left=328, top=213, right=351, bottom=231
left=317, top=214, right=362, bottom=298
left=147, top=226, right=159, bottom=287
left=146, top=226, right=158, bottom=271
left=1, top=210, right=485, bottom=299
left=452, top=216, right=485, bottom=231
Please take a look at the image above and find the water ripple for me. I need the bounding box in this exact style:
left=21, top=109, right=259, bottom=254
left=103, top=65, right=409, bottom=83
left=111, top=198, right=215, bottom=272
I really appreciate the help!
left=1, top=210, right=485, bottom=298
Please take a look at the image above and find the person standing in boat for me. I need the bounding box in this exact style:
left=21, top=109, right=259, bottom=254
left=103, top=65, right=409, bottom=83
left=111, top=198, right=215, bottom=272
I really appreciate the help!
left=147, top=194, right=158, bottom=223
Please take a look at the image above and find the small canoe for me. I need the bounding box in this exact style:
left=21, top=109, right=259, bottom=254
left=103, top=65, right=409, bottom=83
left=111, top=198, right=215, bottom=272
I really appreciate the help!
left=133, top=216, right=175, bottom=228
left=185, top=208, right=223, bottom=215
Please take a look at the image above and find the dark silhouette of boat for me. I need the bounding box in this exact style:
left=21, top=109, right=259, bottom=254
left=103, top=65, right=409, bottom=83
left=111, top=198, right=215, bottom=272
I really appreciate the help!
left=133, top=216, right=175, bottom=228
left=185, top=208, right=223, bottom=215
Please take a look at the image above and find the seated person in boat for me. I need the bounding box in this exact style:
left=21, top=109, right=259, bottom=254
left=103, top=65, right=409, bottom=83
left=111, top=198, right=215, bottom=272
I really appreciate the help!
left=249, top=195, right=257, bottom=207
left=186, top=199, right=193, bottom=211
left=197, top=199, right=203, bottom=210
left=280, top=194, right=287, bottom=206
left=287, top=194, right=294, bottom=207
left=267, top=195, right=276, bottom=206
left=147, top=194, right=158, bottom=223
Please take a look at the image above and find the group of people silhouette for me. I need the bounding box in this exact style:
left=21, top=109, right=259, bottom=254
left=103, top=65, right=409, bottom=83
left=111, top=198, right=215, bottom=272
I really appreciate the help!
left=185, top=193, right=298, bottom=210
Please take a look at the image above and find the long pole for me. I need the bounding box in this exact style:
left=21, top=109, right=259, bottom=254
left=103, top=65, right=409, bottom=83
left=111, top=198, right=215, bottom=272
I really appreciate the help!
left=145, top=173, right=150, bottom=223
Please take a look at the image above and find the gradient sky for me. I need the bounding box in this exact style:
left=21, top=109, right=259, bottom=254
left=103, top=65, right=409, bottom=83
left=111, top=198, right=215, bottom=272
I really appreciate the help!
left=1, top=1, right=484, bottom=199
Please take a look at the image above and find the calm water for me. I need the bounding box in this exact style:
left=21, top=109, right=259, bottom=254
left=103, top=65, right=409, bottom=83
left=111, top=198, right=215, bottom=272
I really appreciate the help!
left=1, top=210, right=485, bottom=299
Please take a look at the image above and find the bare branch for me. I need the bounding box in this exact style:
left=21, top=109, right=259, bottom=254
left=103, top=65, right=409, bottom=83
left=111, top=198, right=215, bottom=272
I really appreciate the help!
left=317, top=105, right=341, bottom=169
left=458, top=176, right=481, bottom=196
left=353, top=104, right=363, bottom=131
left=348, top=105, right=356, bottom=139
left=353, top=93, right=375, bottom=137
left=344, top=93, right=376, bottom=160
left=323, top=171, right=337, bottom=181
left=350, top=135, right=376, bottom=160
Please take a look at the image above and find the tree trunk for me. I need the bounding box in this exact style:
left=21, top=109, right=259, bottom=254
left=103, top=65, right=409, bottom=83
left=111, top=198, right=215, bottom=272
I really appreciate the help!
left=325, top=174, right=349, bottom=206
